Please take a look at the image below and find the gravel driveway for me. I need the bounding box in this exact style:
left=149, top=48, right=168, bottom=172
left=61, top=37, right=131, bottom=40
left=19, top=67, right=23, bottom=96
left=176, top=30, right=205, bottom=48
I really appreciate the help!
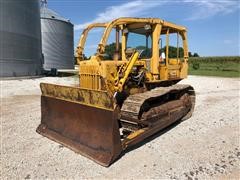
left=1, top=76, right=239, bottom=179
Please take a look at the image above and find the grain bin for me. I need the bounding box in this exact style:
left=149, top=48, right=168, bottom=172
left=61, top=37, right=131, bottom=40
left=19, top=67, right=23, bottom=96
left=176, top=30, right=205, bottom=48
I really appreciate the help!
left=40, top=4, right=74, bottom=70
left=0, top=0, right=43, bottom=77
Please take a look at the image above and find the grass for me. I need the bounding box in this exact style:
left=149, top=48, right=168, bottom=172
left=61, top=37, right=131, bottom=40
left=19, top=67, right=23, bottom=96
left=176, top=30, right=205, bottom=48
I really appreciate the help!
left=188, top=56, right=240, bottom=78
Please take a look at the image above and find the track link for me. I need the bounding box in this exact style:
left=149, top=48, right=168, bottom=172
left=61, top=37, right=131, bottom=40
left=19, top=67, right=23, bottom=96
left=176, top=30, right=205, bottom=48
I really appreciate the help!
left=120, top=84, right=195, bottom=124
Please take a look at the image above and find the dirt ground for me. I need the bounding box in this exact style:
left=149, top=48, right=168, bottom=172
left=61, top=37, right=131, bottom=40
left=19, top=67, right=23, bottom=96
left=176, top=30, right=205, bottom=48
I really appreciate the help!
left=1, top=76, right=239, bottom=179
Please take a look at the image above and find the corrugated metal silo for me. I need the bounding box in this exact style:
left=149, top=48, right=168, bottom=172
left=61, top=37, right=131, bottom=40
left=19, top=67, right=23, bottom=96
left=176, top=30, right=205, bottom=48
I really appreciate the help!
left=40, top=5, right=74, bottom=70
left=0, top=0, right=43, bottom=77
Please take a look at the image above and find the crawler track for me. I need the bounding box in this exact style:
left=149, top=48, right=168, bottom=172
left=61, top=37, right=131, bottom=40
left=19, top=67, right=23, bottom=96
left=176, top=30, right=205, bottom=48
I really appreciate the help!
left=120, top=84, right=196, bottom=127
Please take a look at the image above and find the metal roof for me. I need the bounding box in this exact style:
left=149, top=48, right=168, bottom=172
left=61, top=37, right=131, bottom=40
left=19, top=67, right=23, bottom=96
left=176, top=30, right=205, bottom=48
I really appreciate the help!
left=40, top=7, right=72, bottom=24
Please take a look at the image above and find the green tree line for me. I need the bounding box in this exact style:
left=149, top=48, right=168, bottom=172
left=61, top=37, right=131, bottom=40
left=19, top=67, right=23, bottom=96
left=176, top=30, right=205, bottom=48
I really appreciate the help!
left=104, top=43, right=199, bottom=59
left=75, top=43, right=199, bottom=63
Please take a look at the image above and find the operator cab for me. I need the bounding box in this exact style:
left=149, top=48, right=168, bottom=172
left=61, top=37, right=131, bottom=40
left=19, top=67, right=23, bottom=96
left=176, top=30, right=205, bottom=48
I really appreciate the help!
left=76, top=18, right=189, bottom=82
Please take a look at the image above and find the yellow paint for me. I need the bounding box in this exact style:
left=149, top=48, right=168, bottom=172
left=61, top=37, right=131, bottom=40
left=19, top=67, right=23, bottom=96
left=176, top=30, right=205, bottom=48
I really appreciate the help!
left=40, top=83, right=114, bottom=111
left=115, top=51, right=139, bottom=92
left=126, top=129, right=145, bottom=139
left=77, top=17, right=189, bottom=97
left=151, top=24, right=161, bottom=80
left=41, top=17, right=189, bottom=112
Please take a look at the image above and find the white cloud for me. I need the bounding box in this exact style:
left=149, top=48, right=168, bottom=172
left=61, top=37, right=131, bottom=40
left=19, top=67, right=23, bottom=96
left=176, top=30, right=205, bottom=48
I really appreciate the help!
left=74, top=0, right=239, bottom=31
left=74, top=0, right=165, bottom=30
left=183, top=0, right=240, bottom=20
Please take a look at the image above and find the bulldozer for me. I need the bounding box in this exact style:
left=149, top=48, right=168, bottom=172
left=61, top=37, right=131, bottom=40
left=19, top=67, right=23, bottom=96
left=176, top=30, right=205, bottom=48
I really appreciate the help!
left=37, top=17, right=195, bottom=166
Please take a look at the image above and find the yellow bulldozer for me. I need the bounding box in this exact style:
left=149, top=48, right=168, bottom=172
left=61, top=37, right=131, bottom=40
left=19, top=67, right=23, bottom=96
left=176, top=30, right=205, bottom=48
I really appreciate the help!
left=37, top=17, right=195, bottom=166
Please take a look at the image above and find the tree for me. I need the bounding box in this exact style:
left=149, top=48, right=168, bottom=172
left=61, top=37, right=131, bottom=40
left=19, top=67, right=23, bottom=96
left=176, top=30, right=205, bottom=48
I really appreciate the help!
left=188, top=52, right=200, bottom=57
left=161, top=46, right=184, bottom=58
left=136, top=45, right=147, bottom=50
left=105, top=43, right=199, bottom=59
left=105, top=43, right=122, bottom=59
left=193, top=53, right=199, bottom=57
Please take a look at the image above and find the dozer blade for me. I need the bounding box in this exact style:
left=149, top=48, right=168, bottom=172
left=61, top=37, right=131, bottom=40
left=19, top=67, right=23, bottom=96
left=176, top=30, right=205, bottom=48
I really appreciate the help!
left=36, top=83, right=122, bottom=167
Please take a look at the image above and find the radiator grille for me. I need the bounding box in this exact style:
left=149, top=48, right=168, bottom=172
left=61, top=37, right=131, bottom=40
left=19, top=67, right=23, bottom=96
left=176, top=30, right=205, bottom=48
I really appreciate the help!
left=79, top=65, right=101, bottom=90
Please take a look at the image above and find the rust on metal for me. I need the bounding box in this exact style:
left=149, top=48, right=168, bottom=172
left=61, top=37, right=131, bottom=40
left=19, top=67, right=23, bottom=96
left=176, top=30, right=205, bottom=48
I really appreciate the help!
left=40, top=83, right=114, bottom=110
left=37, top=95, right=122, bottom=166
left=120, top=84, right=195, bottom=122
left=36, top=17, right=196, bottom=167
left=37, top=84, right=195, bottom=166
left=120, top=85, right=195, bottom=149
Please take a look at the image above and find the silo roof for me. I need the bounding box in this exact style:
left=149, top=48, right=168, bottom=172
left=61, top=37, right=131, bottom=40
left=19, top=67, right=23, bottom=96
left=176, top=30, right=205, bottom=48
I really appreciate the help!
left=40, top=7, right=72, bottom=24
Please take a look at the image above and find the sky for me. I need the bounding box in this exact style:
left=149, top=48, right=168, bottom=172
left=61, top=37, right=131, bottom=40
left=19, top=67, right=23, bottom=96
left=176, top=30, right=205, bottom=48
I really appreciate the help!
left=46, top=0, right=240, bottom=57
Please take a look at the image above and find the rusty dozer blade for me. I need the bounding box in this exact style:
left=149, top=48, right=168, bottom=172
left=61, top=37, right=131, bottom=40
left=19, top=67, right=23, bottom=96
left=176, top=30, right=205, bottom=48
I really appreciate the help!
left=36, top=83, right=122, bottom=167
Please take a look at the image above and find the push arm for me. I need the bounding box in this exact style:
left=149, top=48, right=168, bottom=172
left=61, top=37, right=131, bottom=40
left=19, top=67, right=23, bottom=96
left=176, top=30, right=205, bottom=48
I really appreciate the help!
left=114, top=51, right=139, bottom=92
